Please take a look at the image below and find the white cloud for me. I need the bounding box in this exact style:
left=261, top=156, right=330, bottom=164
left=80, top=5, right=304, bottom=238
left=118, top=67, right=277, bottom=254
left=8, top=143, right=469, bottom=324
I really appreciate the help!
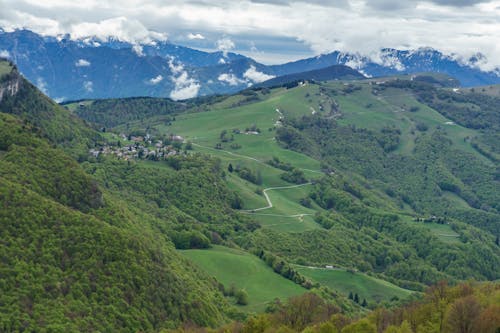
left=149, top=74, right=163, bottom=84
left=343, top=54, right=365, bottom=70
left=218, top=73, right=245, bottom=86
left=36, top=77, right=48, bottom=94
left=132, top=44, right=144, bottom=56
left=83, top=81, right=93, bottom=92
left=168, top=59, right=200, bottom=100
left=216, top=37, right=235, bottom=57
left=0, top=50, right=10, bottom=58
left=243, top=65, right=275, bottom=83
left=75, top=59, right=91, bottom=67
left=217, top=66, right=274, bottom=87
left=68, top=17, right=167, bottom=45
left=187, top=32, right=205, bottom=40
left=168, top=57, right=184, bottom=74
left=372, top=50, right=406, bottom=71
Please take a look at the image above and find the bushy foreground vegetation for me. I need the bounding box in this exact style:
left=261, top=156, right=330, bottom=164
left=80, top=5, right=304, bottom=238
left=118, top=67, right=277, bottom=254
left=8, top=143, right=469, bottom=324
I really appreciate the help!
left=167, top=281, right=500, bottom=333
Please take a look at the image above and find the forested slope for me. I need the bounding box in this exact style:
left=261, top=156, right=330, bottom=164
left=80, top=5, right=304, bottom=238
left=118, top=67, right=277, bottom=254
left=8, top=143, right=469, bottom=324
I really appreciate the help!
left=0, top=61, right=232, bottom=331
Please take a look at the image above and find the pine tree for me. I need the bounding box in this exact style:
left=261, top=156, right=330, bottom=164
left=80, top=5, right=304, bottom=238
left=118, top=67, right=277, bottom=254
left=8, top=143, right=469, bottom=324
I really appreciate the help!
left=228, top=163, right=233, bottom=173
left=354, top=293, right=359, bottom=303
left=348, top=291, right=353, bottom=300
left=361, top=298, right=368, bottom=307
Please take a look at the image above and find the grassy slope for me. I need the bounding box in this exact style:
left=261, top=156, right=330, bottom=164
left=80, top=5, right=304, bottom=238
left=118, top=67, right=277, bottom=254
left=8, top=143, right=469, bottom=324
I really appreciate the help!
left=164, top=80, right=485, bottom=223
left=0, top=61, right=12, bottom=77
left=98, top=79, right=495, bottom=305
left=148, top=81, right=488, bottom=238
left=420, top=222, right=460, bottom=244
left=398, top=215, right=461, bottom=244
left=153, top=86, right=326, bottom=233
left=181, top=246, right=306, bottom=312
left=296, top=267, right=413, bottom=304
left=329, top=83, right=482, bottom=158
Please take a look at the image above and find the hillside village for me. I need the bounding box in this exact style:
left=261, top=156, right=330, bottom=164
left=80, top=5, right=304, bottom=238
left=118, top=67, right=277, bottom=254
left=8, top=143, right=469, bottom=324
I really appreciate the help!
left=89, top=133, right=188, bottom=160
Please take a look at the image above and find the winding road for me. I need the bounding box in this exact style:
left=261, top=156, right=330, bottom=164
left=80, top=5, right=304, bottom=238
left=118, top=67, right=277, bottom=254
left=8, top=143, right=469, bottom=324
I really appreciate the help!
left=190, top=143, right=319, bottom=218
left=241, top=182, right=314, bottom=217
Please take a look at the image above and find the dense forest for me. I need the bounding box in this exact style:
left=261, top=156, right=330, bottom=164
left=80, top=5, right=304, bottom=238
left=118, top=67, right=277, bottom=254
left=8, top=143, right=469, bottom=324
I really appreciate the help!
left=68, top=97, right=189, bottom=128
left=0, top=61, right=234, bottom=331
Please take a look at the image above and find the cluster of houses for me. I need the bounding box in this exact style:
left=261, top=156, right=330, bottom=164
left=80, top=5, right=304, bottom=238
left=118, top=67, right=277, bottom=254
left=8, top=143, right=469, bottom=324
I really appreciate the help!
left=89, top=134, right=185, bottom=161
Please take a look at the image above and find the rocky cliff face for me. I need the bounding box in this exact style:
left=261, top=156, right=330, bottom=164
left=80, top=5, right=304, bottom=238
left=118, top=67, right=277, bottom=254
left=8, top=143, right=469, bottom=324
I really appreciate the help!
left=0, top=65, right=21, bottom=102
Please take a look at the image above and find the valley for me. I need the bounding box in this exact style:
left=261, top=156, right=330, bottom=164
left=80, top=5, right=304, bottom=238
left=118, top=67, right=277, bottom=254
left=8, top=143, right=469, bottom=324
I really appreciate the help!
left=1, top=56, right=499, bottom=332
left=67, top=71, right=500, bottom=297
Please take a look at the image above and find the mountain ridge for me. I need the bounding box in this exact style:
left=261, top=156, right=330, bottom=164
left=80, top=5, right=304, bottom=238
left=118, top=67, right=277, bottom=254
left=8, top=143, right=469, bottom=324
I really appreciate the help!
left=1, top=29, right=500, bottom=101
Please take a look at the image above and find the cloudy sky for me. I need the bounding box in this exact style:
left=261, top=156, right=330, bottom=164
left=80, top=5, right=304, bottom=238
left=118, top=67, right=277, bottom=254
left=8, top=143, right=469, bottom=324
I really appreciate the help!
left=0, top=0, right=499, bottom=69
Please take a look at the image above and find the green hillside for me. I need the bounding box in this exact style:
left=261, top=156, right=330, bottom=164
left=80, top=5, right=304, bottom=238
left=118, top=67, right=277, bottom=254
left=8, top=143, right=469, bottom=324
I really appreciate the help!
left=182, top=246, right=306, bottom=312
left=0, top=176, right=226, bottom=331
left=99, top=78, right=499, bottom=289
left=295, top=267, right=413, bottom=304
left=0, top=64, right=233, bottom=331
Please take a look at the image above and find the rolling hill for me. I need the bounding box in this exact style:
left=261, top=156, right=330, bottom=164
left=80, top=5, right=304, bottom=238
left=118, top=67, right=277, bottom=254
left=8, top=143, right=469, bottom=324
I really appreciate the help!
left=73, top=72, right=500, bottom=296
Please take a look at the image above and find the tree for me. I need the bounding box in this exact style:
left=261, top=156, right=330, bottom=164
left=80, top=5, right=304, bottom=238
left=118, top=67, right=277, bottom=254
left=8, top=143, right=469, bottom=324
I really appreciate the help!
left=383, top=321, right=412, bottom=333
left=256, top=170, right=263, bottom=185
left=220, top=129, right=228, bottom=142
left=445, top=295, right=480, bottom=333
left=235, top=289, right=249, bottom=305
left=276, top=293, right=326, bottom=331
left=353, top=293, right=360, bottom=304
left=475, top=304, right=500, bottom=333
left=341, top=319, right=376, bottom=333
left=243, top=315, right=271, bottom=333
left=317, top=322, right=339, bottom=333
left=300, top=197, right=312, bottom=208
left=228, top=163, right=234, bottom=173
left=348, top=292, right=353, bottom=300
left=172, top=141, right=182, bottom=150
left=361, top=298, right=368, bottom=307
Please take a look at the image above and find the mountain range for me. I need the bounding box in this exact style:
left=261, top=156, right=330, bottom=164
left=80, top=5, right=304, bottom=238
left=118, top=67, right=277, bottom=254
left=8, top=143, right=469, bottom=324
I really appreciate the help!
left=1, top=29, right=500, bottom=101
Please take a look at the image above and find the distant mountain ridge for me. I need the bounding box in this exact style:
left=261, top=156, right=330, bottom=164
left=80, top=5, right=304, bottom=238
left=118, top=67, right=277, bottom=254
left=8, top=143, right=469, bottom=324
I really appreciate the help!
left=1, top=29, right=499, bottom=100
left=270, top=48, right=500, bottom=87
left=257, top=64, right=365, bottom=88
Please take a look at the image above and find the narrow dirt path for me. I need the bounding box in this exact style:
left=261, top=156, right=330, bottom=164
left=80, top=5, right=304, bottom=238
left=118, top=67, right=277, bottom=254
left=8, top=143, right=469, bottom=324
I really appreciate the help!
left=242, top=182, right=312, bottom=212
left=191, top=142, right=323, bottom=174
left=190, top=142, right=318, bottom=218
